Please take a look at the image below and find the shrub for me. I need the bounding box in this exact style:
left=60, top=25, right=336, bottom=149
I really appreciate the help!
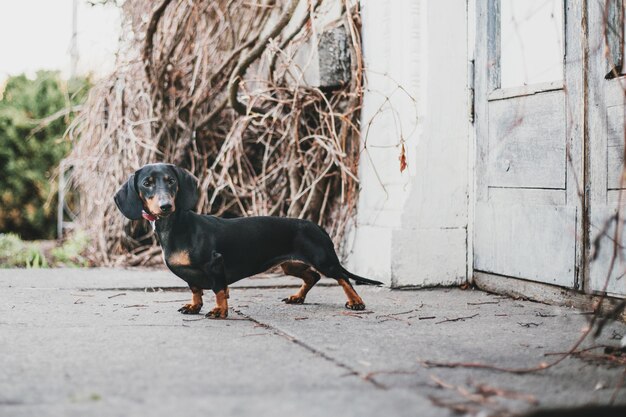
left=0, top=231, right=90, bottom=268
left=50, top=231, right=90, bottom=267
left=0, top=233, right=47, bottom=268
left=0, top=72, right=89, bottom=239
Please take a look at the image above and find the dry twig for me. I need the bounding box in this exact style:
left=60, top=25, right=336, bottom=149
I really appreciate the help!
left=435, top=313, right=479, bottom=324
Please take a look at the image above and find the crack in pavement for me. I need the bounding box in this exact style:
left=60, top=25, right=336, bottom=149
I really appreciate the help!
left=232, top=308, right=388, bottom=390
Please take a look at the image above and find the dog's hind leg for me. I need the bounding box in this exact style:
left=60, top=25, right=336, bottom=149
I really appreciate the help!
left=295, top=225, right=369, bottom=310
left=337, top=278, right=366, bottom=310
left=280, top=262, right=321, bottom=304
left=308, top=260, right=367, bottom=310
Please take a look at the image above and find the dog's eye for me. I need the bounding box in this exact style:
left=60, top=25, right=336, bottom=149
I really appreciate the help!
left=142, top=179, right=153, bottom=187
left=167, top=178, right=176, bottom=185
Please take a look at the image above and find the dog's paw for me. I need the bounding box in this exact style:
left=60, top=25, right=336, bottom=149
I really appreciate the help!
left=282, top=295, right=305, bottom=304
left=345, top=301, right=366, bottom=311
left=178, top=303, right=202, bottom=314
left=205, top=307, right=228, bottom=319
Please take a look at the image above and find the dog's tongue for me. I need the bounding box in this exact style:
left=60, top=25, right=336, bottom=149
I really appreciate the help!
left=142, top=211, right=158, bottom=222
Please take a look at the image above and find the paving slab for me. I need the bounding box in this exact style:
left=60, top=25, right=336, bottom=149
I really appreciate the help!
left=0, top=268, right=625, bottom=417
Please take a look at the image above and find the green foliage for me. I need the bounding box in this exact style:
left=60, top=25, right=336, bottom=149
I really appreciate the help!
left=50, top=231, right=90, bottom=267
left=0, top=72, right=90, bottom=239
left=0, top=232, right=90, bottom=268
left=0, top=233, right=47, bottom=268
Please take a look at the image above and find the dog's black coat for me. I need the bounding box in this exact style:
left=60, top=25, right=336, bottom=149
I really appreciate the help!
left=114, top=163, right=381, bottom=311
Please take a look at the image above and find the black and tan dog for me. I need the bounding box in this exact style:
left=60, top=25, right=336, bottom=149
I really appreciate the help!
left=114, top=163, right=382, bottom=318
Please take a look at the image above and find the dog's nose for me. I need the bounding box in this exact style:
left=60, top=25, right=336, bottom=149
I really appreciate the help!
left=160, top=203, right=172, bottom=212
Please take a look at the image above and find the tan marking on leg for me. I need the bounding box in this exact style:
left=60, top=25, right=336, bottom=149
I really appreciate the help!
left=168, top=250, right=191, bottom=266
left=191, top=288, right=203, bottom=305
left=281, top=262, right=320, bottom=304
left=338, top=279, right=365, bottom=310
left=205, top=288, right=228, bottom=319
left=178, top=286, right=203, bottom=314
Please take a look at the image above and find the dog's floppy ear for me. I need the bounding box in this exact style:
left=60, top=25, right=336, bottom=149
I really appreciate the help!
left=114, top=172, right=143, bottom=220
left=173, top=166, right=199, bottom=212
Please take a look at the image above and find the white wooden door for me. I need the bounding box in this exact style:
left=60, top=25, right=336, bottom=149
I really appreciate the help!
left=474, top=0, right=584, bottom=288
left=587, top=0, right=626, bottom=297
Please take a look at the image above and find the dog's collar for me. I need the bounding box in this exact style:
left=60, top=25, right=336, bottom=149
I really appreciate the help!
left=142, top=210, right=158, bottom=222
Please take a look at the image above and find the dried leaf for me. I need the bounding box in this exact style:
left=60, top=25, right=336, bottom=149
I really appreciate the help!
left=399, top=143, right=408, bottom=172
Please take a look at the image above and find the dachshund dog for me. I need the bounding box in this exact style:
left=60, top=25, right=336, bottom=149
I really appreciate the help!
left=114, top=163, right=382, bottom=319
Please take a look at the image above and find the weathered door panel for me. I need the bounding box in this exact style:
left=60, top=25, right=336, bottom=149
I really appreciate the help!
left=606, top=105, right=626, bottom=190
left=588, top=1, right=626, bottom=296
left=474, top=0, right=583, bottom=289
left=475, top=203, right=577, bottom=286
left=589, top=207, right=626, bottom=296
left=487, top=91, right=566, bottom=189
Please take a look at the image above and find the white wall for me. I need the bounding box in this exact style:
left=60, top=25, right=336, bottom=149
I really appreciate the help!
left=347, top=0, right=470, bottom=287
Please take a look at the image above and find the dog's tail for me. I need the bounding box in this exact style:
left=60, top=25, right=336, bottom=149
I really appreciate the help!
left=341, top=266, right=384, bottom=286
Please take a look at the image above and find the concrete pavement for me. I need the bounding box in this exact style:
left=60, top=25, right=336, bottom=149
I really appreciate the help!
left=0, top=268, right=625, bottom=416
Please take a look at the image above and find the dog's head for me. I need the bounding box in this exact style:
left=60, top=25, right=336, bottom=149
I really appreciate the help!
left=114, top=163, right=198, bottom=220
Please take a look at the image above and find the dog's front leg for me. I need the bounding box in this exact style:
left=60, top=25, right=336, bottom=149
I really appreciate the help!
left=205, top=288, right=228, bottom=319
left=178, top=286, right=203, bottom=314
